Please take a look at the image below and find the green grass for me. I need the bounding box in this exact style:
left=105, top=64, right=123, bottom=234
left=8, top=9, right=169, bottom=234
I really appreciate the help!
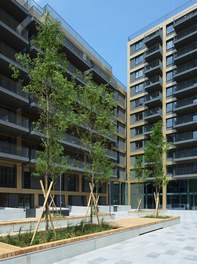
left=143, top=215, right=171, bottom=219
left=0, top=221, right=114, bottom=247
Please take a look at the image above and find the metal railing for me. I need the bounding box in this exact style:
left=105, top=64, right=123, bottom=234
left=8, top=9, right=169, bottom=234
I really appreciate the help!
left=175, top=130, right=197, bottom=142
left=128, top=0, right=197, bottom=40
left=176, top=96, right=197, bottom=108
left=175, top=59, right=197, bottom=74
left=175, top=113, right=197, bottom=125
left=175, top=8, right=197, bottom=26
left=175, top=78, right=197, bottom=91
left=175, top=42, right=197, bottom=58
left=175, top=24, right=197, bottom=41
left=0, top=107, right=29, bottom=128
left=145, top=107, right=162, bottom=117
left=0, top=75, right=28, bottom=98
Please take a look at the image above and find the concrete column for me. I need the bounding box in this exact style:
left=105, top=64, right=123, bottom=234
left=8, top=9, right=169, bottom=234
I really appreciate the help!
left=16, top=164, right=22, bottom=190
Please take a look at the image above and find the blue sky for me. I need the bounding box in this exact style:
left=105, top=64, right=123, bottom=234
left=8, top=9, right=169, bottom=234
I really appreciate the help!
left=34, top=0, right=195, bottom=87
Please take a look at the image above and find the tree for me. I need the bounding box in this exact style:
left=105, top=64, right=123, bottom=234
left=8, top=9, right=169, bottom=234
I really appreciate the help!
left=76, top=76, right=116, bottom=222
left=144, top=120, right=169, bottom=217
left=133, top=155, right=147, bottom=211
left=11, top=14, right=77, bottom=231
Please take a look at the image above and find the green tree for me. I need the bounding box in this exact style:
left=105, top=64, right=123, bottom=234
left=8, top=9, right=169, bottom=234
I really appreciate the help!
left=144, top=121, right=169, bottom=217
left=133, top=155, right=147, bottom=211
left=76, top=76, right=116, bottom=222
left=11, top=14, right=77, bottom=230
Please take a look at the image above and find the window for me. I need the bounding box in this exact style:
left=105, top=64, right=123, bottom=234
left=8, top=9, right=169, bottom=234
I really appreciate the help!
left=166, top=55, right=173, bottom=66
left=166, top=86, right=174, bottom=97
left=166, top=39, right=174, bottom=50
left=135, top=126, right=143, bottom=135
left=135, top=112, right=143, bottom=122
left=135, top=54, right=143, bottom=65
left=135, top=140, right=143, bottom=149
left=135, top=69, right=143, bottom=79
left=166, top=102, right=173, bottom=112
left=135, top=40, right=143, bottom=51
left=135, top=97, right=144, bottom=108
left=166, top=118, right=173, bottom=128
left=135, top=83, right=143, bottom=94
left=166, top=23, right=174, bottom=35
left=166, top=71, right=174, bottom=82
left=0, top=166, right=16, bottom=188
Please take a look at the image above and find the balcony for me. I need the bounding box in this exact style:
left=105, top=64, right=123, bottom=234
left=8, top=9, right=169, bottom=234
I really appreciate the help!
left=89, top=63, right=116, bottom=89
left=144, top=124, right=154, bottom=135
left=0, top=142, right=29, bottom=163
left=0, top=75, right=28, bottom=108
left=144, top=44, right=162, bottom=62
left=0, top=42, right=26, bottom=74
left=174, top=147, right=197, bottom=163
left=144, top=107, right=162, bottom=122
left=174, top=96, right=197, bottom=114
left=144, top=76, right=162, bottom=93
left=144, top=91, right=162, bottom=107
left=174, top=42, right=197, bottom=65
left=67, top=63, right=87, bottom=84
left=174, top=59, right=197, bottom=81
left=144, top=29, right=162, bottom=47
left=0, top=9, right=28, bottom=49
left=174, top=9, right=197, bottom=31
left=174, top=131, right=197, bottom=147
left=174, top=25, right=197, bottom=48
left=173, top=164, right=197, bottom=178
left=63, top=37, right=91, bottom=71
left=144, top=60, right=162, bottom=78
left=0, top=108, right=29, bottom=135
left=174, top=114, right=197, bottom=130
left=174, top=78, right=197, bottom=97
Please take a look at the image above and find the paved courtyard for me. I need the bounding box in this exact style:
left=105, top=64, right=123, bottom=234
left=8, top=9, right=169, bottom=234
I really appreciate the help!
left=55, top=210, right=197, bottom=264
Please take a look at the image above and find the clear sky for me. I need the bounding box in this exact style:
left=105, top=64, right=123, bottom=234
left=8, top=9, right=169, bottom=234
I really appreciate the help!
left=34, top=0, right=196, bottom=87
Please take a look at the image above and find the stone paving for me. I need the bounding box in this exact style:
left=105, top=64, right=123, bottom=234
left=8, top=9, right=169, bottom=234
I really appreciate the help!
left=54, top=210, right=197, bottom=264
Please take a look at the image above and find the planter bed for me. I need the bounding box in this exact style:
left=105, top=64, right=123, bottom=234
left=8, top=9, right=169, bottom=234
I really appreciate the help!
left=0, top=216, right=180, bottom=264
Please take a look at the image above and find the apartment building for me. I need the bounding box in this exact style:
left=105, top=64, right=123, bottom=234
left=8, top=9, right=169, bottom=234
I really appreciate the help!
left=128, top=2, right=197, bottom=210
left=0, top=0, right=127, bottom=208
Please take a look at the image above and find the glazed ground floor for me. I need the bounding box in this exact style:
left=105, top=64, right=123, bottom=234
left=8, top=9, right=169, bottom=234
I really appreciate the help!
left=130, top=178, right=197, bottom=210
left=0, top=163, right=127, bottom=208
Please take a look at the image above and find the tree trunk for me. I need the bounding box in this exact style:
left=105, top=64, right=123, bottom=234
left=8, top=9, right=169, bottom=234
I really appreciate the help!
left=154, top=191, right=159, bottom=218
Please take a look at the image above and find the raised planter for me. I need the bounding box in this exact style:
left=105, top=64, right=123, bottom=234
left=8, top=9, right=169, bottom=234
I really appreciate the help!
left=0, top=216, right=180, bottom=264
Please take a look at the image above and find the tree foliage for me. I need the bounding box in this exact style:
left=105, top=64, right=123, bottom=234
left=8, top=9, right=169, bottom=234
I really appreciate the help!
left=10, top=14, right=77, bottom=229
left=76, top=76, right=116, bottom=192
left=144, top=120, right=169, bottom=216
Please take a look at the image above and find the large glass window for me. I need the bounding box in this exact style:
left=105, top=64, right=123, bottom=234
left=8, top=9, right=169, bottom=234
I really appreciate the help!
left=166, top=23, right=174, bottom=35
left=135, top=83, right=143, bottom=94
left=135, top=69, right=143, bottom=79
left=166, top=118, right=173, bottom=128
left=135, top=40, right=143, bottom=51
left=135, top=140, right=143, bottom=149
left=166, top=39, right=174, bottom=50
left=166, top=102, right=174, bottom=112
left=135, top=97, right=144, bottom=108
left=135, top=126, right=143, bottom=135
left=166, top=86, right=175, bottom=97
left=166, top=71, right=174, bottom=82
left=0, top=166, right=16, bottom=188
left=135, top=112, right=143, bottom=122
left=166, top=55, right=174, bottom=66
left=135, top=54, right=143, bottom=65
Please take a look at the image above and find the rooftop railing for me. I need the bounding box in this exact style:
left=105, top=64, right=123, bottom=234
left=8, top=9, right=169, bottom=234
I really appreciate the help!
left=128, top=0, right=197, bottom=40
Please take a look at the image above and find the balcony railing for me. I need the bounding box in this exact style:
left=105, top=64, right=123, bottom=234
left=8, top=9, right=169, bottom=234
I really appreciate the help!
left=175, top=42, right=197, bottom=60
left=144, top=75, right=162, bottom=91
left=144, top=91, right=162, bottom=104
left=175, top=96, right=197, bottom=109
left=174, top=25, right=197, bottom=44
left=144, top=107, right=162, bottom=119
left=0, top=9, right=28, bottom=40
left=0, top=75, right=28, bottom=99
left=175, top=113, right=197, bottom=126
left=144, top=44, right=162, bottom=61
left=174, top=130, right=197, bottom=145
left=144, top=29, right=162, bottom=46
left=0, top=142, right=29, bottom=158
left=0, top=107, right=29, bottom=128
left=175, top=147, right=197, bottom=159
left=0, top=42, right=17, bottom=62
left=174, top=9, right=197, bottom=29
left=175, top=59, right=197, bottom=75
left=174, top=164, right=197, bottom=176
